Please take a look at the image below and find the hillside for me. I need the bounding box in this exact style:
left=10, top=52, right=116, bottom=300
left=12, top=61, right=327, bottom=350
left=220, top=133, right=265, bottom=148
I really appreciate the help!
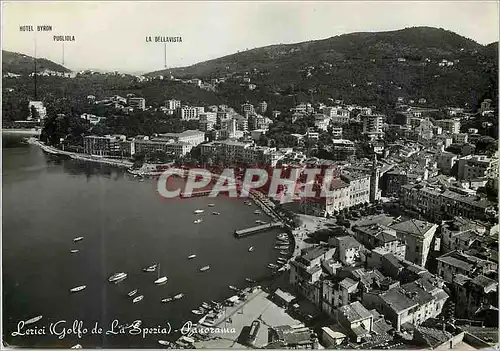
left=2, top=50, right=71, bottom=75
left=148, top=27, right=498, bottom=109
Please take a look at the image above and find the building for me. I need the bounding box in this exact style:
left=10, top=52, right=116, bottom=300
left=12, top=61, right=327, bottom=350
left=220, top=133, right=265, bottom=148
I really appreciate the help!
left=457, top=155, right=492, bottom=181
left=341, top=172, right=371, bottom=207
left=436, top=152, right=458, bottom=175
left=331, top=127, right=342, bottom=139
left=436, top=251, right=497, bottom=283
left=389, top=219, right=438, bottom=267
left=451, top=274, right=498, bottom=322
left=290, top=246, right=335, bottom=305
left=331, top=236, right=364, bottom=266
left=352, top=224, right=404, bottom=255
left=157, top=130, right=205, bottom=146
left=435, top=119, right=460, bottom=134
left=178, top=106, right=199, bottom=120
left=314, top=114, right=331, bottom=131
left=362, top=114, right=384, bottom=139
left=362, top=275, right=448, bottom=331
left=128, top=97, right=146, bottom=110
left=453, top=133, right=468, bottom=144
left=335, top=301, right=374, bottom=343
left=322, top=278, right=359, bottom=317
left=241, top=103, right=254, bottom=116
left=440, top=217, right=485, bottom=252
left=83, top=135, right=123, bottom=156
left=257, top=101, right=268, bottom=114
left=324, top=107, right=350, bottom=119
left=328, top=139, right=356, bottom=161
left=165, top=99, right=181, bottom=110
left=28, top=101, right=47, bottom=120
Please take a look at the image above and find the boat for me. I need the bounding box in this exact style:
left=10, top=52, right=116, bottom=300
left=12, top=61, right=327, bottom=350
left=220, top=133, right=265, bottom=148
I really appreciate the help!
left=254, top=210, right=262, bottom=214
left=158, top=340, right=171, bottom=346
left=133, top=295, right=144, bottom=303
left=143, top=263, right=158, bottom=272
left=73, top=237, right=84, bottom=242
left=128, top=289, right=138, bottom=297
left=191, top=309, right=204, bottom=315
left=212, top=212, right=220, bottom=215
left=154, top=263, right=168, bottom=285
left=246, top=278, right=256, bottom=283
left=70, top=249, right=79, bottom=253
left=201, top=302, right=211, bottom=309
left=267, top=264, right=276, bottom=269
left=188, top=254, right=196, bottom=259
left=229, top=285, right=239, bottom=291
left=248, top=246, right=254, bottom=252
left=255, top=220, right=263, bottom=224
left=173, top=293, right=185, bottom=300
left=194, top=219, right=203, bottom=224
left=161, top=297, right=173, bottom=303
left=199, top=265, right=210, bottom=272
left=71, top=344, right=82, bottom=349
left=70, top=285, right=86, bottom=293
left=194, top=209, right=204, bottom=214
left=25, top=315, right=43, bottom=325
left=279, top=250, right=288, bottom=255
left=108, top=272, right=127, bottom=282
left=208, top=204, right=215, bottom=207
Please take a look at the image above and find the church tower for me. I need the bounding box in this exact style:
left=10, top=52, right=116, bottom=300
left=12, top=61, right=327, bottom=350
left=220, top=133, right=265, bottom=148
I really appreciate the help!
left=370, top=153, right=381, bottom=202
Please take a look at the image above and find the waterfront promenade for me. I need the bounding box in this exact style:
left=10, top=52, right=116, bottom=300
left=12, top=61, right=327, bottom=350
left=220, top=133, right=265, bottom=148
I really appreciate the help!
left=2, top=128, right=41, bottom=136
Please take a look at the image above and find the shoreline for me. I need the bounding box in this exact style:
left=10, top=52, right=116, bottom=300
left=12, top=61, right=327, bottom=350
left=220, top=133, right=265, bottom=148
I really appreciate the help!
left=27, top=138, right=133, bottom=168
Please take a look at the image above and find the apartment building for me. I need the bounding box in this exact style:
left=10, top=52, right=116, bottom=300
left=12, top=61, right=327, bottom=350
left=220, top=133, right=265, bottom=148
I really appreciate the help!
left=436, top=251, right=497, bottom=283
left=178, top=106, right=199, bottom=120
left=157, top=130, right=205, bottom=146
left=340, top=172, right=371, bottom=207
left=165, top=99, right=181, bottom=110
left=241, top=103, right=254, bottom=116
left=257, top=101, right=268, bottom=114
left=314, top=114, right=331, bottom=131
left=362, top=114, right=384, bottom=140
left=435, top=119, right=460, bottom=134
left=83, top=135, right=124, bottom=156
left=436, top=152, right=458, bottom=175
left=128, top=97, right=146, bottom=110
left=457, top=155, right=492, bottom=181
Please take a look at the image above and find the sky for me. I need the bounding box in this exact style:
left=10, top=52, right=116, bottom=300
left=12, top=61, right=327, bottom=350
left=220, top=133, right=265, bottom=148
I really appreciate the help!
left=2, top=1, right=499, bottom=74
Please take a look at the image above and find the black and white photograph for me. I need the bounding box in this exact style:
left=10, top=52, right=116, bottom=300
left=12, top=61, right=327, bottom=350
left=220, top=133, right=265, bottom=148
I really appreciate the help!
left=1, top=1, right=499, bottom=349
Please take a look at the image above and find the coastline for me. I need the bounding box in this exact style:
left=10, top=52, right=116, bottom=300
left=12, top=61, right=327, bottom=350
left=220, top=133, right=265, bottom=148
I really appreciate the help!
left=27, top=138, right=133, bottom=168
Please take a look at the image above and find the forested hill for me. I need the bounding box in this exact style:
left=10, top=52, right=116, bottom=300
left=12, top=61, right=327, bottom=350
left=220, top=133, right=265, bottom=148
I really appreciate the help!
left=2, top=50, right=71, bottom=75
left=147, top=27, right=498, bottom=109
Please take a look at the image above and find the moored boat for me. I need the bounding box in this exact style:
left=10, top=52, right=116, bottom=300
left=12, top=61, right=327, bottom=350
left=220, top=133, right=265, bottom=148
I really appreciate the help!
left=199, top=265, right=210, bottom=272
left=133, top=295, right=144, bottom=303
left=161, top=297, right=173, bottom=303
left=128, top=289, right=138, bottom=297
left=246, top=278, right=256, bottom=283
left=154, top=263, right=168, bottom=285
left=71, top=344, right=82, bottom=349
left=279, top=250, right=288, bottom=255
left=201, top=302, right=211, bottom=309
left=191, top=309, right=204, bottom=315
left=158, top=340, right=171, bottom=346
left=25, top=315, right=43, bottom=325
left=173, top=293, right=185, bottom=300
left=208, top=204, right=215, bottom=207
left=108, top=272, right=127, bottom=282
left=248, top=246, right=254, bottom=252
left=229, top=285, right=239, bottom=291
left=70, top=249, right=79, bottom=254
left=70, top=285, right=86, bottom=293
left=194, top=219, right=203, bottom=224
left=73, top=237, right=84, bottom=242
left=143, top=263, right=158, bottom=272
left=212, top=211, right=220, bottom=215
left=254, top=210, right=261, bottom=214
left=194, top=209, right=204, bottom=214
left=188, top=254, right=196, bottom=259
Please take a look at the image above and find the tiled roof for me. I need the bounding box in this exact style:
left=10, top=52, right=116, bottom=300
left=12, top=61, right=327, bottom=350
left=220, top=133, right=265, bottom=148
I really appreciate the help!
left=390, top=219, right=435, bottom=237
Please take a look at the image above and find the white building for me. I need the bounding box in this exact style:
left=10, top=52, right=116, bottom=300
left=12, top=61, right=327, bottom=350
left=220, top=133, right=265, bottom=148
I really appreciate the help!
left=362, top=114, right=384, bottom=139
left=166, top=99, right=181, bottom=110
left=28, top=101, right=47, bottom=120
left=178, top=106, right=199, bottom=120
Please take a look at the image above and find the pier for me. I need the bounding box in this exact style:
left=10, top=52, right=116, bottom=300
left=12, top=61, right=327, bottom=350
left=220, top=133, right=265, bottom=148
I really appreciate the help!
left=234, top=222, right=283, bottom=238
left=180, top=190, right=213, bottom=198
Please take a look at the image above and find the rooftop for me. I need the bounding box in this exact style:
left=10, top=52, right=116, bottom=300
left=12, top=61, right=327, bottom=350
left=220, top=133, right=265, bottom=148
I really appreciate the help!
left=338, top=301, right=373, bottom=323
left=436, top=255, right=474, bottom=271
left=390, top=219, right=436, bottom=237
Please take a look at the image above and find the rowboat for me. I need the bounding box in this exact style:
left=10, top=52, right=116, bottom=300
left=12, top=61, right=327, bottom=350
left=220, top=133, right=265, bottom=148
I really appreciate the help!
left=229, top=285, right=239, bottom=291
left=70, top=249, right=79, bottom=254
left=191, top=309, right=204, bottom=315
left=71, top=344, right=82, bottom=349
left=128, top=289, right=138, bottom=297
left=70, top=285, right=86, bottom=293
left=108, top=272, right=127, bottom=282
left=73, top=237, right=84, bottom=242
left=133, top=295, right=144, bottom=303
left=143, top=263, right=157, bottom=272
left=161, top=297, right=173, bottom=303
left=188, top=254, right=196, bottom=259
left=173, top=293, right=185, bottom=300
left=194, top=209, right=204, bottom=214
left=248, top=246, right=254, bottom=252
left=246, top=278, right=256, bottom=283
left=199, top=265, right=210, bottom=272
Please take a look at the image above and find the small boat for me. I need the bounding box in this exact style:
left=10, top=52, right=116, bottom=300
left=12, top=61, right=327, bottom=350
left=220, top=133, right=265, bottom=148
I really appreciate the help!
left=194, top=219, right=203, bottom=224
left=73, top=237, right=84, bottom=242
left=188, top=254, right=197, bottom=259
left=201, top=302, right=211, bottom=309
left=194, top=209, right=204, bottom=214
left=108, top=272, right=127, bottom=282
left=248, top=246, right=254, bottom=252
left=143, top=263, right=158, bottom=272
left=208, top=204, right=215, bottom=207
left=158, top=340, right=171, bottom=346
left=70, top=285, right=86, bottom=293
left=191, top=309, right=204, bottom=315
left=25, top=315, right=43, bottom=325
left=139, top=178, right=144, bottom=182
left=173, top=293, right=185, bottom=300
left=128, top=289, right=138, bottom=297
left=161, top=297, right=173, bottom=303
left=133, top=295, right=144, bottom=303
left=229, top=285, right=239, bottom=291
left=255, top=220, right=263, bottom=224
left=70, top=249, right=79, bottom=254
left=199, top=265, right=210, bottom=272
left=212, top=212, right=220, bottom=215
left=246, top=278, right=256, bottom=283
left=279, top=250, right=288, bottom=255
left=154, top=263, right=168, bottom=285
left=254, top=210, right=262, bottom=214
left=267, top=264, right=276, bottom=269
left=71, top=344, right=82, bottom=349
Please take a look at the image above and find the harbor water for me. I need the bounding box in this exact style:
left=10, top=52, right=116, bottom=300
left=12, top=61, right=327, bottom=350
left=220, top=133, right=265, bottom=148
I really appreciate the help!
left=2, top=137, right=282, bottom=347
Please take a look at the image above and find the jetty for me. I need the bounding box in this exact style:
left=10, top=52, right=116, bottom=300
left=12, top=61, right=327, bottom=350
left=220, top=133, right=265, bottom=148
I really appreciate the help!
left=235, top=222, right=283, bottom=238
